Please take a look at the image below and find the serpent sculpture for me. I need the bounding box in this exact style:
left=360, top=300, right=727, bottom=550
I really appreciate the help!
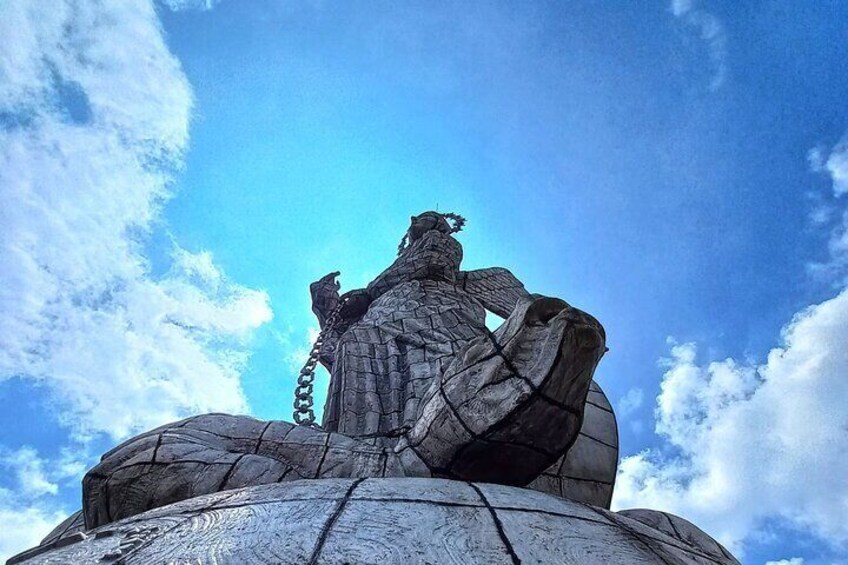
left=10, top=212, right=739, bottom=564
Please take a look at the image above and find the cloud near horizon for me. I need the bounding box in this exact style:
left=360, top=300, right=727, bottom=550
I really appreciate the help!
left=0, top=445, right=85, bottom=560
left=614, top=140, right=848, bottom=561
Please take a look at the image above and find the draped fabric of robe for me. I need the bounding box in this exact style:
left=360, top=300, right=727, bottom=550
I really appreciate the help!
left=322, top=230, right=487, bottom=439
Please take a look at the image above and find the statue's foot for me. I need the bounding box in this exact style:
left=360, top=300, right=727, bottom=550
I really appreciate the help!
left=83, top=414, right=400, bottom=529
left=405, top=295, right=606, bottom=485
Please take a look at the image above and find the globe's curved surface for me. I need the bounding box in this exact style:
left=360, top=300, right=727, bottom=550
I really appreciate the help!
left=9, top=478, right=737, bottom=565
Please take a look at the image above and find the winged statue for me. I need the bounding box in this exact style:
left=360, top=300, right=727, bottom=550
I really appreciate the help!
left=65, top=211, right=608, bottom=527
left=15, top=211, right=739, bottom=565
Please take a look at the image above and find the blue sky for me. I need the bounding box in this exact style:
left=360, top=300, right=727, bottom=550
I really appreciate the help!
left=1, top=1, right=847, bottom=563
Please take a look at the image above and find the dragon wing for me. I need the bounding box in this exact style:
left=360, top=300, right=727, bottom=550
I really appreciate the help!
left=458, top=267, right=531, bottom=319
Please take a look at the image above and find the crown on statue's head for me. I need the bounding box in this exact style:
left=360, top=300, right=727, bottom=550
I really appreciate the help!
left=397, top=211, right=466, bottom=255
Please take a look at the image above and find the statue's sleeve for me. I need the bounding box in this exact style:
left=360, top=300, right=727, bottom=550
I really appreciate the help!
left=396, top=296, right=607, bottom=487
left=311, top=290, right=363, bottom=371
left=458, top=267, right=531, bottom=318
left=313, top=307, right=366, bottom=371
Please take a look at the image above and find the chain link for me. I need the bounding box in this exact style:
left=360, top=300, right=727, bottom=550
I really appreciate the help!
left=293, top=296, right=348, bottom=426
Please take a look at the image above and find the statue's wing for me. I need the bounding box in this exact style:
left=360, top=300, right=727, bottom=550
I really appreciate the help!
left=526, top=380, right=618, bottom=508
left=458, top=267, right=531, bottom=319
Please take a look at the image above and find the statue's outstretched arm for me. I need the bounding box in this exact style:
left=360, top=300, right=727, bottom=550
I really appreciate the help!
left=397, top=295, right=606, bottom=486
left=309, top=272, right=368, bottom=369
left=458, top=267, right=532, bottom=319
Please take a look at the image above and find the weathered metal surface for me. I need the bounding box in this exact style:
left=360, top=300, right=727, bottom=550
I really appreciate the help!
left=10, top=479, right=738, bottom=565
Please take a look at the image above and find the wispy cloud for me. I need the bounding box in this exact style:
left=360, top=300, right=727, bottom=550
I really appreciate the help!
left=0, top=0, right=271, bottom=443
left=616, top=387, right=644, bottom=418
left=159, top=0, right=222, bottom=11
left=0, top=497, right=67, bottom=563
left=281, top=326, right=322, bottom=373
left=670, top=0, right=728, bottom=90
left=807, top=139, right=848, bottom=284
left=615, top=133, right=848, bottom=560
left=1, top=447, right=57, bottom=498
left=615, top=295, right=848, bottom=559
left=809, top=141, right=848, bottom=197
left=0, top=447, right=80, bottom=562
left=0, top=0, right=264, bottom=556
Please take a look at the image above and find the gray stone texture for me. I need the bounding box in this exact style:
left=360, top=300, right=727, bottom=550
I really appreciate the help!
left=10, top=479, right=739, bottom=565
left=528, top=379, right=619, bottom=507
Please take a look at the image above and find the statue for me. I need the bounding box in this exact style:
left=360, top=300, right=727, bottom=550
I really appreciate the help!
left=9, top=212, right=738, bottom=564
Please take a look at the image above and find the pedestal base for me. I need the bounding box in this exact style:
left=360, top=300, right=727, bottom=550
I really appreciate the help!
left=9, top=478, right=736, bottom=564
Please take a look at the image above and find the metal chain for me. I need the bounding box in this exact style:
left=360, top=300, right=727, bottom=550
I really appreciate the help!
left=293, top=296, right=348, bottom=426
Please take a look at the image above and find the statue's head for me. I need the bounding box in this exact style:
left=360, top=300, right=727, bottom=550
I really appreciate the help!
left=398, top=211, right=465, bottom=255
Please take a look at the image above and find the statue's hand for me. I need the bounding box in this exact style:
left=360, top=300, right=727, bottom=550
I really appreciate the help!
left=310, top=271, right=341, bottom=318
left=339, top=288, right=371, bottom=320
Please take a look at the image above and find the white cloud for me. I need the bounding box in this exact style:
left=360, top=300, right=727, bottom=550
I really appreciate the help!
left=617, top=387, right=644, bottom=418
left=670, top=0, right=728, bottom=90
left=807, top=141, right=848, bottom=283
left=0, top=447, right=76, bottom=562
left=810, top=139, right=848, bottom=197
left=808, top=146, right=826, bottom=173
left=53, top=447, right=89, bottom=484
left=159, top=0, right=222, bottom=11
left=619, top=133, right=848, bottom=561
left=765, top=559, right=804, bottom=565
left=286, top=326, right=321, bottom=371
left=0, top=447, right=57, bottom=498
left=0, top=0, right=272, bottom=442
left=0, top=497, right=67, bottom=564
left=614, top=290, right=848, bottom=558
left=825, top=142, right=848, bottom=197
